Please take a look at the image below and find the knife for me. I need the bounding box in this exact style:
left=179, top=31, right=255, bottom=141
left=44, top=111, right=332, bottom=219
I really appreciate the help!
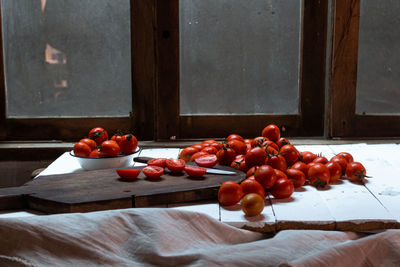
left=133, top=156, right=236, bottom=175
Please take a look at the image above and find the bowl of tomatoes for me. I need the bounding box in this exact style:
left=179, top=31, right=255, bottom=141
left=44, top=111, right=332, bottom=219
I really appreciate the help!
left=70, top=127, right=141, bottom=171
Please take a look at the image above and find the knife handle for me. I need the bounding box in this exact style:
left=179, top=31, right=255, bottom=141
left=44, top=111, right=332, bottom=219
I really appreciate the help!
left=133, top=156, right=154, bottom=163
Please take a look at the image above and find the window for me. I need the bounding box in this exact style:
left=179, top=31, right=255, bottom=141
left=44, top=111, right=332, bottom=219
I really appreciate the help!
left=156, top=0, right=328, bottom=139
left=1, top=0, right=398, bottom=142
left=0, top=0, right=133, bottom=141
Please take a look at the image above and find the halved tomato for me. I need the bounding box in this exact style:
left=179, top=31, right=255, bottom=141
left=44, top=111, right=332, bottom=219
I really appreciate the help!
left=116, top=169, right=141, bottom=179
left=142, top=166, right=164, bottom=179
left=195, top=154, right=218, bottom=168
left=147, top=158, right=167, bottom=168
left=166, top=158, right=186, bottom=173
left=184, top=166, right=206, bottom=178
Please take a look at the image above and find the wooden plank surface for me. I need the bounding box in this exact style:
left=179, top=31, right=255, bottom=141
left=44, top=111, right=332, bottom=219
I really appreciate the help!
left=329, top=144, right=400, bottom=223
left=0, top=148, right=245, bottom=213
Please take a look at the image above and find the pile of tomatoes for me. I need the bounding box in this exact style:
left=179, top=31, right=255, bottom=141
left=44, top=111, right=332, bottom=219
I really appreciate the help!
left=179, top=124, right=368, bottom=217
left=73, top=127, right=138, bottom=158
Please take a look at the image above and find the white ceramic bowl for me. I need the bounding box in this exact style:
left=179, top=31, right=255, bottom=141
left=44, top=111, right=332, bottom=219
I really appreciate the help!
left=70, top=147, right=141, bottom=171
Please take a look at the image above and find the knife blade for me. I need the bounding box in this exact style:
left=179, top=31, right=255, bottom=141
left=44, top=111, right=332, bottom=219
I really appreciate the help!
left=133, top=156, right=236, bottom=175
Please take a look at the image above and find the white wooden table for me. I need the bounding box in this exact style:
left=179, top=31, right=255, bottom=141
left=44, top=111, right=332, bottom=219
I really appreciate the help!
left=2, top=143, right=400, bottom=232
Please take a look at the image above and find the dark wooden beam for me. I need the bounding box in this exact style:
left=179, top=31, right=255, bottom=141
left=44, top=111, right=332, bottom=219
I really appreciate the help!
left=299, top=0, right=328, bottom=136
left=155, top=0, right=179, bottom=140
left=131, top=0, right=157, bottom=140
left=328, top=0, right=360, bottom=137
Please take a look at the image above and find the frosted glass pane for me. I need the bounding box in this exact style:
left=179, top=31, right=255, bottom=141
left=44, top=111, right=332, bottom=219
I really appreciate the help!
left=2, top=0, right=131, bottom=118
left=356, top=1, right=400, bottom=114
left=180, top=0, right=301, bottom=115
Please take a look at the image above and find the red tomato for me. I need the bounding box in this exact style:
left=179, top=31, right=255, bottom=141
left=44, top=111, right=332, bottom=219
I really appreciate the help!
left=110, top=134, right=123, bottom=146
left=254, top=165, right=277, bottom=189
left=216, top=146, right=236, bottom=166
left=147, top=158, right=167, bottom=168
left=209, top=142, right=223, bottom=150
left=276, top=137, right=290, bottom=149
left=79, top=138, right=97, bottom=151
left=246, top=166, right=257, bottom=178
left=191, top=144, right=204, bottom=151
left=330, top=155, right=348, bottom=174
left=190, top=151, right=209, bottom=162
left=261, top=124, right=281, bottom=142
left=251, top=136, right=268, bottom=147
left=100, top=140, right=121, bottom=157
left=73, top=142, right=92, bottom=157
left=280, top=144, right=300, bottom=166
left=267, top=155, right=287, bottom=172
left=270, top=178, right=294, bottom=199
left=227, top=140, right=247, bottom=155
left=243, top=139, right=252, bottom=145
left=337, top=152, right=354, bottom=163
left=290, top=161, right=308, bottom=177
left=326, top=161, right=342, bottom=183
left=116, top=169, right=141, bottom=179
left=238, top=160, right=248, bottom=172
left=202, top=139, right=218, bottom=145
left=201, top=146, right=218, bottom=155
left=286, top=169, right=306, bottom=188
left=226, top=134, right=244, bottom=143
left=180, top=147, right=199, bottom=162
left=265, top=145, right=279, bottom=158
left=308, top=163, right=330, bottom=188
left=240, top=179, right=266, bottom=199
left=89, top=148, right=103, bottom=158
left=313, top=156, right=328, bottom=164
left=143, top=166, right=164, bottom=179
left=218, top=181, right=244, bottom=206
left=274, top=169, right=288, bottom=180
left=306, top=162, right=318, bottom=177
left=300, top=151, right=318, bottom=164
left=119, top=134, right=138, bottom=155
left=89, top=127, right=109, bottom=145
left=166, top=158, right=186, bottom=173
left=245, top=147, right=267, bottom=168
left=346, top=162, right=367, bottom=184
left=195, top=154, right=218, bottom=168
left=262, top=140, right=279, bottom=152
left=184, top=166, right=206, bottom=178
left=230, top=156, right=245, bottom=170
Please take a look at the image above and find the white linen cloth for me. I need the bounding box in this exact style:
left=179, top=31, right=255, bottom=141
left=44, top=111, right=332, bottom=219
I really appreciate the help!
left=1, top=208, right=399, bottom=267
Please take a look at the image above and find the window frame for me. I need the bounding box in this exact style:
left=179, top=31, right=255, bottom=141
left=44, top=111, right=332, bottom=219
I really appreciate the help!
left=154, top=0, right=328, bottom=140
left=0, top=0, right=139, bottom=141
left=328, top=0, right=400, bottom=137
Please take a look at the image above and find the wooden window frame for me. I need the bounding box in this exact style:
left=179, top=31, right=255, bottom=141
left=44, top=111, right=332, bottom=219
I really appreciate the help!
left=329, top=0, right=400, bottom=137
left=154, top=0, right=328, bottom=140
left=0, top=1, right=139, bottom=141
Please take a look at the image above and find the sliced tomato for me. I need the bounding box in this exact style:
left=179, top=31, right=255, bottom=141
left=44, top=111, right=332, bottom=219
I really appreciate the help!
left=147, top=158, right=167, bottom=168
left=166, top=158, right=186, bottom=173
left=116, top=169, right=141, bottom=179
left=142, top=166, right=164, bottom=179
left=195, top=154, right=218, bottom=168
left=184, top=166, right=207, bottom=178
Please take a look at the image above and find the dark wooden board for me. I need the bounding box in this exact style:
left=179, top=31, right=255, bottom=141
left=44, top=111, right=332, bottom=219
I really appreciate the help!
left=0, top=164, right=245, bottom=214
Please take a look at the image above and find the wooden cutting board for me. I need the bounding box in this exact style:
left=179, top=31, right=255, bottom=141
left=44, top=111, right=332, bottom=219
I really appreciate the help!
left=0, top=164, right=245, bottom=214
